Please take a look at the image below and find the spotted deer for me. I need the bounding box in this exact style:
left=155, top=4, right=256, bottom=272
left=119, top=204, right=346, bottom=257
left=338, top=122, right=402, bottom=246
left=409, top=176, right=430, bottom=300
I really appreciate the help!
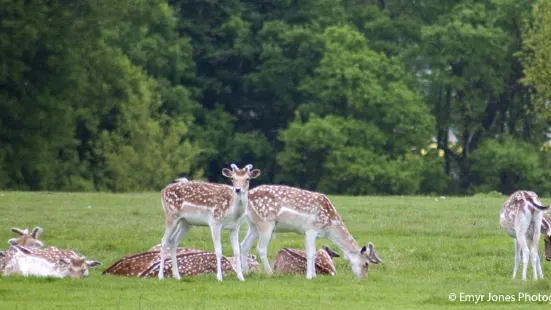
left=241, top=185, right=382, bottom=279
left=158, top=164, right=261, bottom=282
left=1, top=227, right=45, bottom=271
left=273, top=245, right=341, bottom=276
left=2, top=245, right=101, bottom=278
left=500, top=190, right=550, bottom=280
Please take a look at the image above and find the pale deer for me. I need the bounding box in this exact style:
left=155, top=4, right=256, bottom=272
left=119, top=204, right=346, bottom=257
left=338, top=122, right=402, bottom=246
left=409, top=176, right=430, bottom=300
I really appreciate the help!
left=273, top=245, right=341, bottom=276
left=158, top=164, right=261, bottom=281
left=500, top=190, right=550, bottom=280
left=2, top=245, right=101, bottom=278
left=241, top=185, right=382, bottom=279
left=1, top=226, right=45, bottom=271
left=8, top=227, right=44, bottom=248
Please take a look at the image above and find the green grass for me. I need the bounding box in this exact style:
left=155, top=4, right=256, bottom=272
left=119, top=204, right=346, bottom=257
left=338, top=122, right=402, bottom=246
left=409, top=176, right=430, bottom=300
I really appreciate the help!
left=1, top=192, right=551, bottom=309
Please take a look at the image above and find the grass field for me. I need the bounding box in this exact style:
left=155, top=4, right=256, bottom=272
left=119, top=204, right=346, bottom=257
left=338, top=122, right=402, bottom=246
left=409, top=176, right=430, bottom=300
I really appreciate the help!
left=1, top=191, right=551, bottom=309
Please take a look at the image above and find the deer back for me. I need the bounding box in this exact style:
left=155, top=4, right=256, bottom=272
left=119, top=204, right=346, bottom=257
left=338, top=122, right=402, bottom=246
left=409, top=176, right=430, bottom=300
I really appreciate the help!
left=139, top=251, right=235, bottom=278
left=103, top=247, right=204, bottom=277
left=272, top=248, right=337, bottom=276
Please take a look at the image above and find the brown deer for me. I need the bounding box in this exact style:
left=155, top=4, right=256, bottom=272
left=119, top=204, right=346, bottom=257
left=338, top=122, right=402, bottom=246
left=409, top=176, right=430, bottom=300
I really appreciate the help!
left=540, top=213, right=551, bottom=262
left=500, top=190, right=550, bottom=280
left=240, top=185, right=382, bottom=279
left=273, top=245, right=341, bottom=276
left=158, top=164, right=261, bottom=281
left=139, top=251, right=260, bottom=278
left=2, top=245, right=101, bottom=278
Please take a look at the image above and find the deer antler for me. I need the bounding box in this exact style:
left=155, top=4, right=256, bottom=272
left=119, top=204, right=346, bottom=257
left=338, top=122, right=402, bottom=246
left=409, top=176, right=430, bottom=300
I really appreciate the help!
left=230, top=164, right=239, bottom=171
left=244, top=164, right=253, bottom=172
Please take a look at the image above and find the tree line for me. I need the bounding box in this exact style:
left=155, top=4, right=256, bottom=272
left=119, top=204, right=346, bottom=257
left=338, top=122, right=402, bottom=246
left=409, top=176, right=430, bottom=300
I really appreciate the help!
left=1, top=0, right=550, bottom=195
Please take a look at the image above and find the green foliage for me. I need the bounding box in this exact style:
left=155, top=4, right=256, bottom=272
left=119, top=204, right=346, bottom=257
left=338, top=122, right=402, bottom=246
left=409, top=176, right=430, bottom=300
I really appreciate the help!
left=470, top=138, right=551, bottom=195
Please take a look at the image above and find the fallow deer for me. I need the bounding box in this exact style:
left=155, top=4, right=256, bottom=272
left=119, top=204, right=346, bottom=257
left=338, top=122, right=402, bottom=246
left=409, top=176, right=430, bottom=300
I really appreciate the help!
left=2, top=245, right=101, bottom=278
left=158, top=164, right=261, bottom=281
left=8, top=227, right=44, bottom=248
left=273, top=245, right=341, bottom=276
left=500, top=190, right=550, bottom=280
left=139, top=251, right=260, bottom=278
left=1, top=226, right=45, bottom=271
left=541, top=213, right=551, bottom=262
left=240, top=185, right=382, bottom=279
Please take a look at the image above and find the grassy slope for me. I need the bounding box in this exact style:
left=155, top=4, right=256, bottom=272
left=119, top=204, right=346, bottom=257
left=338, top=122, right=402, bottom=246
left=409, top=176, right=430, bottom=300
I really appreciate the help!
left=0, top=192, right=550, bottom=309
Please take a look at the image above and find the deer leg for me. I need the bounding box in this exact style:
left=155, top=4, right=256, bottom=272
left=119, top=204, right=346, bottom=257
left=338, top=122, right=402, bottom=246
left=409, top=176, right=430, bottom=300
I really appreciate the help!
left=513, top=239, right=520, bottom=279
left=530, top=228, right=542, bottom=280
left=305, top=230, right=317, bottom=280
left=240, top=222, right=259, bottom=273
left=256, top=223, right=275, bottom=275
left=229, top=228, right=245, bottom=281
left=209, top=223, right=224, bottom=282
left=159, top=218, right=177, bottom=280
left=516, top=234, right=530, bottom=281
left=170, top=220, right=190, bottom=280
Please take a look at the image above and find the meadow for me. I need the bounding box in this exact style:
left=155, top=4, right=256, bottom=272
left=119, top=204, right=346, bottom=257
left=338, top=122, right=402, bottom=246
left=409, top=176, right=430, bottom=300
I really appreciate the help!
left=1, top=191, right=551, bottom=309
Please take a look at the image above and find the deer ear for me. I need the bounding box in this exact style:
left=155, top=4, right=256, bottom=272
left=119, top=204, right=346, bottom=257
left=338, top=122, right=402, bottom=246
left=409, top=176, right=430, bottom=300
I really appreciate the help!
left=249, top=169, right=261, bottom=179
left=222, top=168, right=233, bottom=178
left=8, top=238, right=18, bottom=246
left=367, top=243, right=382, bottom=264
left=10, top=228, right=25, bottom=236
left=322, top=245, right=340, bottom=258
left=360, top=245, right=367, bottom=254
left=86, top=260, right=102, bottom=268
left=31, top=227, right=43, bottom=239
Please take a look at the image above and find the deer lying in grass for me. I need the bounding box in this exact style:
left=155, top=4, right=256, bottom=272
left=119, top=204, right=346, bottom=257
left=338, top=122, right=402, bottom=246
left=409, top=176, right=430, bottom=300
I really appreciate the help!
left=0, top=227, right=45, bottom=270
left=273, top=245, right=341, bottom=276
left=103, top=245, right=259, bottom=277
left=158, top=164, right=260, bottom=282
left=2, top=246, right=101, bottom=278
left=500, top=190, right=550, bottom=280
left=241, top=185, right=382, bottom=279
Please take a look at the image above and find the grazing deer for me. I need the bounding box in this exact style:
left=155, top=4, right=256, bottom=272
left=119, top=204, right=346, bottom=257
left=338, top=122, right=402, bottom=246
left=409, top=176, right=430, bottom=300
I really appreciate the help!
left=273, top=245, right=341, bottom=276
left=500, top=190, right=550, bottom=280
left=540, top=213, right=551, bottom=262
left=240, top=185, right=382, bottom=279
left=2, top=245, right=101, bottom=278
left=158, top=164, right=261, bottom=281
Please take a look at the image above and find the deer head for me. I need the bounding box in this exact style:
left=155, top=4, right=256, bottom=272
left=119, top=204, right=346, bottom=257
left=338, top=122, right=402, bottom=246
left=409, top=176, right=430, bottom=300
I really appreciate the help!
left=221, top=164, right=261, bottom=194
left=8, top=227, right=44, bottom=248
left=345, top=243, right=382, bottom=278
left=59, top=256, right=102, bottom=278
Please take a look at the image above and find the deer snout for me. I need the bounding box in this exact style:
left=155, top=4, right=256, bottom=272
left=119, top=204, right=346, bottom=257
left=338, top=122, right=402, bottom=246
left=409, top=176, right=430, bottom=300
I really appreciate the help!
left=234, top=188, right=242, bottom=193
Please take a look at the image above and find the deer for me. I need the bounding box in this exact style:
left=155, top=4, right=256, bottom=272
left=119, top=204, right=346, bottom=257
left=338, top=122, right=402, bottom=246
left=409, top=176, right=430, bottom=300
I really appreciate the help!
left=2, top=245, right=101, bottom=278
left=240, top=185, right=382, bottom=279
left=8, top=227, right=44, bottom=248
left=542, top=213, right=551, bottom=262
left=1, top=226, right=45, bottom=271
left=500, top=190, right=550, bottom=280
left=273, top=245, right=341, bottom=276
left=158, top=163, right=261, bottom=282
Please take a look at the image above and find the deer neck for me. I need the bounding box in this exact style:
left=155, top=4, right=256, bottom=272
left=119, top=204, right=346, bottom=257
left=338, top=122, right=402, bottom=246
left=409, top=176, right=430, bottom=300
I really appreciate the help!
left=326, top=223, right=360, bottom=259
left=230, top=190, right=248, bottom=214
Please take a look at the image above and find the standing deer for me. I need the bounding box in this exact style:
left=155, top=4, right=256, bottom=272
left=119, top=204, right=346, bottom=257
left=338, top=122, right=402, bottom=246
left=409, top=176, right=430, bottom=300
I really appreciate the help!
left=240, top=185, right=382, bottom=279
left=500, top=190, right=550, bottom=280
left=273, top=245, right=341, bottom=276
left=158, top=164, right=261, bottom=281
